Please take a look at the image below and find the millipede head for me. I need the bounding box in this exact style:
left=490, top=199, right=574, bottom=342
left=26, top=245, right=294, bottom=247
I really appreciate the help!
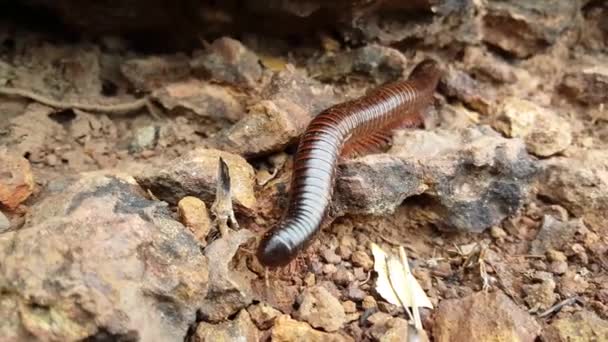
left=257, top=230, right=294, bottom=268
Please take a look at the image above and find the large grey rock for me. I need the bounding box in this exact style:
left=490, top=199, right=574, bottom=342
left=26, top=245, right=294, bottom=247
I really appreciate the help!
left=335, top=126, right=538, bottom=233
left=0, top=172, right=208, bottom=341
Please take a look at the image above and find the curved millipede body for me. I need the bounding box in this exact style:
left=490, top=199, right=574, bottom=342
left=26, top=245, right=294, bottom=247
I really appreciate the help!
left=257, top=58, right=443, bottom=267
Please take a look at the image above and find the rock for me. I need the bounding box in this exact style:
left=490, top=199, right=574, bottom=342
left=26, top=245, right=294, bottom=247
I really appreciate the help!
left=135, top=148, right=256, bottom=212
left=271, top=315, right=353, bottom=342
left=351, top=251, right=374, bottom=271
left=296, top=286, right=347, bottom=332
left=200, top=229, right=255, bottom=322
left=549, top=261, right=568, bottom=275
left=493, top=97, right=572, bottom=157
left=153, top=79, right=244, bottom=122
left=580, top=3, right=608, bottom=53
left=0, top=148, right=35, bottom=210
left=333, top=267, right=355, bottom=286
left=342, top=301, right=357, bottom=314
left=178, top=196, right=212, bottom=245
left=307, top=44, right=407, bottom=83
left=0, top=211, right=9, bottom=232
left=538, top=149, right=608, bottom=233
left=120, top=54, right=191, bottom=91
left=191, top=37, right=262, bottom=88
left=347, top=0, right=476, bottom=47
left=10, top=43, right=102, bottom=99
left=366, top=312, right=392, bottom=326
left=322, top=248, right=342, bottom=264
left=192, top=309, right=261, bottom=342
left=490, top=226, right=508, bottom=239
left=462, top=46, right=517, bottom=84
left=545, top=310, right=608, bottom=342
left=440, top=67, right=496, bottom=115
left=547, top=249, right=567, bottom=262
left=523, top=272, right=557, bottom=312
left=247, top=303, right=282, bottom=330
left=433, top=291, right=541, bottom=342
left=481, top=0, right=580, bottom=58
left=368, top=317, right=412, bottom=342
left=252, top=279, right=300, bottom=315
left=208, top=65, right=336, bottom=157
left=558, top=65, right=608, bottom=106
left=530, top=216, right=583, bottom=255
left=0, top=173, right=208, bottom=341
left=559, top=270, right=590, bottom=297
left=346, top=284, right=366, bottom=302
left=362, top=296, right=377, bottom=310
left=129, top=125, right=159, bottom=152
left=323, top=263, right=337, bottom=275
left=335, top=126, right=538, bottom=233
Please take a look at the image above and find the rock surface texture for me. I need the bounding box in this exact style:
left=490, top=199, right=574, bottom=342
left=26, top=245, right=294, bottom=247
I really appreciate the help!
left=335, top=126, right=538, bottom=233
left=0, top=173, right=208, bottom=341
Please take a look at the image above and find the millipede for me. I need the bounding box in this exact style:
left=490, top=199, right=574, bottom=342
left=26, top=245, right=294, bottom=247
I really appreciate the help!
left=257, top=58, right=443, bottom=267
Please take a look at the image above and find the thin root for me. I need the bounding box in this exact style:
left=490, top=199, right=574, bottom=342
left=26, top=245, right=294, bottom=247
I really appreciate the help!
left=0, top=86, right=149, bottom=115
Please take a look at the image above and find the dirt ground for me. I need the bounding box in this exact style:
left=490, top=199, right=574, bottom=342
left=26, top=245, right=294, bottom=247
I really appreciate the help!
left=0, top=2, right=607, bottom=342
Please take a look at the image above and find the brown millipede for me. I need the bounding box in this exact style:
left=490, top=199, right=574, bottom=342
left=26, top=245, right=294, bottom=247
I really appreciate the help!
left=257, top=58, right=442, bottom=267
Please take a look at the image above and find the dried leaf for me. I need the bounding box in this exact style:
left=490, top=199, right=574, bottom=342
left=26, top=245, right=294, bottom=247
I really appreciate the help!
left=371, top=243, right=433, bottom=311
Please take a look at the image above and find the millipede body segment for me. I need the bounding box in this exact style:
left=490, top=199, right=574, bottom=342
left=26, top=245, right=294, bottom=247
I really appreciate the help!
left=257, top=58, right=443, bottom=267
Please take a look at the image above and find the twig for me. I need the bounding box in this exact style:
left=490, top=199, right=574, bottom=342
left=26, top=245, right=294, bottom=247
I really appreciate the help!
left=538, top=297, right=581, bottom=318
left=0, top=86, right=149, bottom=115
left=211, top=157, right=239, bottom=237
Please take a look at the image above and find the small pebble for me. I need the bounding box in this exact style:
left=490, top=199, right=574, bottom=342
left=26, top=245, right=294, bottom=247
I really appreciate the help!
left=346, top=312, right=361, bottom=322
left=311, top=261, right=324, bottom=275
left=129, top=125, right=158, bottom=152
left=571, top=244, right=589, bottom=264
left=490, top=226, right=508, bottom=239
left=333, top=267, right=355, bottom=286
left=342, top=300, right=357, bottom=313
left=366, top=312, right=392, bottom=325
left=177, top=196, right=211, bottom=245
left=547, top=249, right=567, bottom=262
left=248, top=303, right=282, bottom=330
left=322, top=264, right=337, bottom=275
left=413, top=269, right=432, bottom=290
left=322, top=248, right=342, bottom=264
left=353, top=267, right=367, bottom=281
left=336, top=245, right=352, bottom=260
left=549, top=261, right=568, bottom=275
left=304, top=272, right=316, bottom=287
left=340, top=235, right=357, bottom=250
left=45, top=154, right=60, bottom=166
left=351, top=250, right=374, bottom=270
left=347, top=285, right=367, bottom=301
left=362, top=296, right=377, bottom=310
left=531, top=260, right=548, bottom=271
left=378, top=301, right=403, bottom=316
left=433, top=261, right=453, bottom=277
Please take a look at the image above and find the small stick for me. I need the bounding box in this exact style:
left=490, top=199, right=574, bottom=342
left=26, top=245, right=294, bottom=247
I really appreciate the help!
left=0, top=86, right=149, bottom=115
left=538, top=297, right=581, bottom=318
left=211, top=157, right=239, bottom=237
